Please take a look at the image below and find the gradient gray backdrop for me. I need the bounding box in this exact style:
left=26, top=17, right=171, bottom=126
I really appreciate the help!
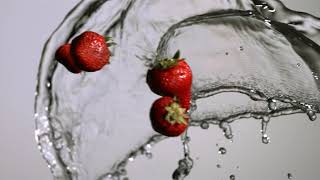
left=0, top=0, right=319, bottom=180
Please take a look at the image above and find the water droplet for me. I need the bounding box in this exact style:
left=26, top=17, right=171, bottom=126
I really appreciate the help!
left=287, top=173, right=293, bottom=179
left=218, top=147, right=227, bottom=155
left=119, top=168, right=127, bottom=175
left=145, top=152, right=153, bottom=159
left=219, top=122, right=233, bottom=139
left=145, top=144, right=152, bottom=149
left=200, top=121, right=209, bottom=129
left=46, top=82, right=51, bottom=88
left=216, top=164, right=221, bottom=168
left=307, top=109, right=317, bottom=121
left=312, top=72, right=319, bottom=80
left=262, top=116, right=270, bottom=123
left=225, top=52, right=229, bottom=55
left=268, top=99, right=277, bottom=111
left=128, top=157, right=134, bottom=162
left=106, top=173, right=113, bottom=179
left=296, top=63, right=301, bottom=67
left=262, top=134, right=270, bottom=144
left=230, top=174, right=236, bottom=180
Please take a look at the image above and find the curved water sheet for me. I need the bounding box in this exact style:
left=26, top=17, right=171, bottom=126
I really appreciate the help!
left=34, top=0, right=320, bottom=179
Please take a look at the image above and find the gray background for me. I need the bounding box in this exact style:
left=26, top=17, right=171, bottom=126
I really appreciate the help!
left=0, top=0, right=319, bottom=180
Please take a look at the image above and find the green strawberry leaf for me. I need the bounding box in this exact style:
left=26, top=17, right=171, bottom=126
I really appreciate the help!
left=173, top=50, right=180, bottom=59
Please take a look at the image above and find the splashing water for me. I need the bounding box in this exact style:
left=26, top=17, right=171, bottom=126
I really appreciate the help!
left=35, top=0, right=320, bottom=179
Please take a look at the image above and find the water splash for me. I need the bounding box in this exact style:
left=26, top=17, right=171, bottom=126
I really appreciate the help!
left=35, top=0, right=320, bottom=179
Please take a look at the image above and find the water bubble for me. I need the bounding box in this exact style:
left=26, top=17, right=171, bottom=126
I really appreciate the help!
left=200, top=121, right=209, bottom=129
left=230, top=174, right=236, bottom=180
left=218, top=147, right=227, bottom=155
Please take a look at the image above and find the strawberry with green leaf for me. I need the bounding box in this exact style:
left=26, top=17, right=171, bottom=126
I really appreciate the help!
left=147, top=50, right=192, bottom=109
left=150, top=96, right=189, bottom=137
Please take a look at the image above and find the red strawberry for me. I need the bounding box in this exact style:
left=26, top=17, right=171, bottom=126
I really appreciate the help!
left=147, top=51, right=192, bottom=109
left=176, top=90, right=191, bottom=110
left=71, top=31, right=110, bottom=72
left=55, top=44, right=82, bottom=74
left=150, top=96, right=189, bottom=137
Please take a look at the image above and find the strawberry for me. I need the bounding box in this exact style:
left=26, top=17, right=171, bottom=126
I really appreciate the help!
left=150, top=96, right=189, bottom=137
left=71, top=31, right=110, bottom=72
left=147, top=50, right=192, bottom=109
left=55, top=44, right=82, bottom=74
left=176, top=90, right=191, bottom=110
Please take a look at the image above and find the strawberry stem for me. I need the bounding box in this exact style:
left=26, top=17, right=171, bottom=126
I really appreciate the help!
left=164, top=101, right=188, bottom=125
left=105, top=36, right=116, bottom=47
left=157, top=50, right=181, bottom=69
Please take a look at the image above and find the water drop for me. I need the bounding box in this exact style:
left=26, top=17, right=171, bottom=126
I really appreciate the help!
left=268, top=99, right=277, bottom=111
left=261, top=116, right=271, bottom=144
left=287, top=173, right=293, bottom=179
left=219, top=122, right=233, bottom=139
left=216, top=164, right=221, bottom=168
left=306, top=109, right=317, bottom=121
left=230, top=174, right=236, bottom=180
left=106, top=173, right=113, bottom=179
left=225, top=52, right=229, bottom=55
left=128, top=157, right=134, bottom=162
left=262, top=134, right=271, bottom=144
left=145, top=144, right=152, bottom=149
left=296, top=63, right=301, bottom=67
left=200, top=121, right=209, bottom=129
left=46, top=82, right=51, bottom=88
left=119, top=169, right=127, bottom=175
left=218, top=147, right=227, bottom=155
left=172, top=157, right=193, bottom=180
left=145, top=152, right=153, bottom=159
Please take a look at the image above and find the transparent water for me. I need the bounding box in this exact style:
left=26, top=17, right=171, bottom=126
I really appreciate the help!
left=34, top=0, right=320, bottom=179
